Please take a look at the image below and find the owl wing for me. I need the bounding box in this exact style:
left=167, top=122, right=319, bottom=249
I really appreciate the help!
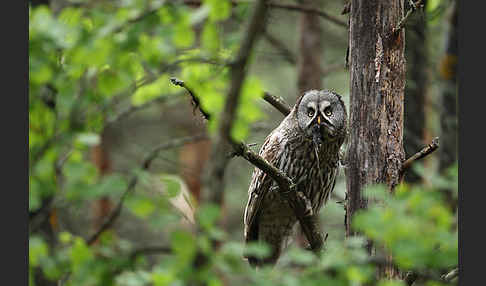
left=244, top=128, right=283, bottom=243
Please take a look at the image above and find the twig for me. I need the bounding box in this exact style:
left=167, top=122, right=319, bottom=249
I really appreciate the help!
left=263, top=92, right=291, bottom=116
left=86, top=134, right=208, bottom=245
left=170, top=77, right=211, bottom=120
left=268, top=3, right=348, bottom=28
left=341, top=2, right=350, bottom=15
left=393, top=0, right=424, bottom=34
left=168, top=79, right=292, bottom=118
left=401, top=137, right=439, bottom=174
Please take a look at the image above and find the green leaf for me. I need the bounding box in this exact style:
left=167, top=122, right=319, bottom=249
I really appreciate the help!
left=29, top=177, right=42, bottom=211
left=286, top=247, right=316, bottom=265
left=97, top=67, right=130, bottom=96
left=377, top=280, right=406, bottom=286
left=30, top=64, right=53, bottom=85
left=152, top=270, right=176, bottom=286
left=204, top=0, right=232, bottom=22
left=243, top=242, right=271, bottom=259
left=196, top=203, right=221, bottom=229
left=131, top=75, right=177, bottom=106
left=127, top=196, right=156, bottom=218
left=346, top=265, right=374, bottom=284
left=231, top=76, right=264, bottom=141
left=92, top=173, right=129, bottom=197
left=29, top=236, right=49, bottom=267
left=76, top=132, right=100, bottom=147
left=59, top=232, right=73, bottom=244
left=173, top=13, right=195, bottom=48
left=202, top=22, right=220, bottom=54
left=170, top=230, right=197, bottom=269
left=138, top=34, right=168, bottom=65
left=160, top=174, right=181, bottom=198
left=116, top=270, right=152, bottom=286
left=70, top=237, right=94, bottom=271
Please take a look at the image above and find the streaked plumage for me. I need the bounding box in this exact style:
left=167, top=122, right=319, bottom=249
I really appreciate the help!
left=244, top=90, right=347, bottom=266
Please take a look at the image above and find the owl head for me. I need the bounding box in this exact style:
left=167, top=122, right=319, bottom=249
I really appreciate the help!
left=293, top=90, right=347, bottom=145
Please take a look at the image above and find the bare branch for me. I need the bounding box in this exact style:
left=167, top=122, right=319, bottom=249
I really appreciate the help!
left=263, top=92, right=291, bottom=116
left=168, top=77, right=291, bottom=118
left=393, top=0, right=424, bottom=34
left=341, top=2, right=351, bottom=15
left=401, top=137, right=439, bottom=175
left=170, top=77, right=212, bottom=120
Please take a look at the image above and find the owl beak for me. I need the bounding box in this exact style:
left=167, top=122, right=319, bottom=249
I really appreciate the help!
left=317, top=115, right=321, bottom=125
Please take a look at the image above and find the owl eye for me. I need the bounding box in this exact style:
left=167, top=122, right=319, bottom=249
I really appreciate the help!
left=324, top=107, right=332, bottom=116
left=307, top=108, right=315, bottom=117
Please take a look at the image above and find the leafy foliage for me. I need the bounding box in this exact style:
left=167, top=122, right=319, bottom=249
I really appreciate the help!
left=29, top=1, right=457, bottom=286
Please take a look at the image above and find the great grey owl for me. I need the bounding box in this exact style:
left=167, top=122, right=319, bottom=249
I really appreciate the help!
left=243, top=89, right=347, bottom=266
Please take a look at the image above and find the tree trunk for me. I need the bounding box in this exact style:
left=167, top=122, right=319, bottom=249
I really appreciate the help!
left=344, top=0, right=406, bottom=277
left=404, top=0, right=428, bottom=184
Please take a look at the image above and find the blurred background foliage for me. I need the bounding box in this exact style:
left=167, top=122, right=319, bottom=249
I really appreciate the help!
left=29, top=0, right=458, bottom=285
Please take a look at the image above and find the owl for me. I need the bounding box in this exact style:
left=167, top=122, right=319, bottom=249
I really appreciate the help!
left=244, top=89, right=347, bottom=267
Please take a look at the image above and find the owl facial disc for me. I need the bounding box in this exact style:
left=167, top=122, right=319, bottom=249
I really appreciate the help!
left=296, top=89, right=346, bottom=145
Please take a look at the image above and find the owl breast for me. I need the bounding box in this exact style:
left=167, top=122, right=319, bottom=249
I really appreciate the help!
left=257, top=132, right=340, bottom=258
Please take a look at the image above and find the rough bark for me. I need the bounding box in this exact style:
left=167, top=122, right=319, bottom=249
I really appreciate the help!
left=345, top=0, right=406, bottom=277
left=404, top=0, right=428, bottom=183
